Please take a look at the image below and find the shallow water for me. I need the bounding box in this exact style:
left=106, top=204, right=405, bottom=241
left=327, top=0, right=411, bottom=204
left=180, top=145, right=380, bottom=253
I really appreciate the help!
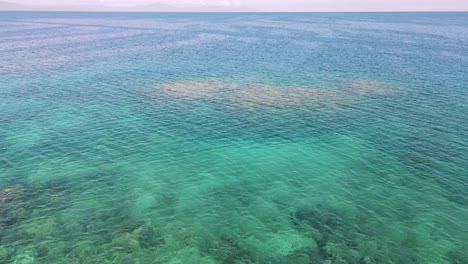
left=0, top=12, right=467, bottom=264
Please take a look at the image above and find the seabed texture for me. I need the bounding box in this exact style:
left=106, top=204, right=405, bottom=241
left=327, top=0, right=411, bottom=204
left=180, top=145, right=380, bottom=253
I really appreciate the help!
left=0, top=12, right=467, bottom=264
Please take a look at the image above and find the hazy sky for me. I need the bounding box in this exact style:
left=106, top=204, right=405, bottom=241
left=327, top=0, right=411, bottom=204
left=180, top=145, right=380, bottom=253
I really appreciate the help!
left=5, top=0, right=468, bottom=11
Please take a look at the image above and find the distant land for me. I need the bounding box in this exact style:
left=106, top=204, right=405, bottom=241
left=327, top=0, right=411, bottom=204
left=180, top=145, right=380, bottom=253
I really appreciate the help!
left=0, top=0, right=467, bottom=12
left=0, top=1, right=257, bottom=12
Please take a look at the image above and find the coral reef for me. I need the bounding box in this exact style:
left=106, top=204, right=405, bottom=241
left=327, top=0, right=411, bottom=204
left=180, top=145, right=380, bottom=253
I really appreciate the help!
left=341, top=79, right=395, bottom=96
left=111, top=224, right=164, bottom=253
left=202, top=234, right=254, bottom=263
left=146, top=78, right=395, bottom=111
left=25, top=216, right=57, bottom=237
left=0, top=246, right=13, bottom=264
left=11, top=250, right=35, bottom=264
left=134, top=225, right=165, bottom=248
left=0, top=184, right=25, bottom=226
left=233, top=84, right=344, bottom=108
left=291, top=206, right=340, bottom=232
left=447, top=247, right=468, bottom=264
left=154, top=79, right=232, bottom=100
left=65, top=240, right=103, bottom=264
left=289, top=203, right=428, bottom=264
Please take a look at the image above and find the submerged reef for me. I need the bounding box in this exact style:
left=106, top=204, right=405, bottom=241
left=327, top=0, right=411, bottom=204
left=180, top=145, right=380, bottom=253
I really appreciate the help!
left=0, top=184, right=25, bottom=226
left=111, top=224, right=165, bottom=253
left=201, top=234, right=255, bottom=263
left=151, top=79, right=235, bottom=100
left=447, top=247, right=468, bottom=264
left=0, top=161, right=464, bottom=263
left=145, top=78, right=395, bottom=110
left=232, top=84, right=344, bottom=109
left=341, top=79, right=395, bottom=96
left=289, top=204, right=425, bottom=264
left=291, top=206, right=340, bottom=232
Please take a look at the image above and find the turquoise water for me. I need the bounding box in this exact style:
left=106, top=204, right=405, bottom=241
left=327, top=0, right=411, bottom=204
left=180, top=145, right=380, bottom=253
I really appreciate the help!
left=0, top=11, right=467, bottom=263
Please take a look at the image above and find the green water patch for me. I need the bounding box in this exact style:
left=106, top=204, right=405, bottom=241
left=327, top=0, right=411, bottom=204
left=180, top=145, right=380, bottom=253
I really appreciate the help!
left=1, top=132, right=465, bottom=263
left=1, top=12, right=467, bottom=264
left=136, top=77, right=403, bottom=147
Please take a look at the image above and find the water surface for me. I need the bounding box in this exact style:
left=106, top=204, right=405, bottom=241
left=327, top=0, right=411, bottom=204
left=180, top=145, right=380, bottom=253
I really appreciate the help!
left=0, top=12, right=467, bottom=264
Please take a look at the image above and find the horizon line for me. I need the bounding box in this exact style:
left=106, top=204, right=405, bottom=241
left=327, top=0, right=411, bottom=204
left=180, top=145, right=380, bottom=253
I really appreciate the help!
left=1, top=10, right=468, bottom=13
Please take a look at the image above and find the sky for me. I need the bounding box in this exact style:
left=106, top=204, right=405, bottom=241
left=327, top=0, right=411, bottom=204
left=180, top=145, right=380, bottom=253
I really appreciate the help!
left=2, top=0, right=468, bottom=12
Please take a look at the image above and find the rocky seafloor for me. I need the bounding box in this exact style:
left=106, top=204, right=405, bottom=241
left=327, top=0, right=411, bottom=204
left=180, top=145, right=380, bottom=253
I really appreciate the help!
left=1, top=11, right=467, bottom=264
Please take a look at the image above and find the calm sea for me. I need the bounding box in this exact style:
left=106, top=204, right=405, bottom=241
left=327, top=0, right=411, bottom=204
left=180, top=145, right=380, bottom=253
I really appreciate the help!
left=0, top=11, right=467, bottom=264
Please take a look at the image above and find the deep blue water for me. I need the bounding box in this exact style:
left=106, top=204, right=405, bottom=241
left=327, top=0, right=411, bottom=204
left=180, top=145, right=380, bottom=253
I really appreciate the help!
left=0, top=12, right=467, bottom=264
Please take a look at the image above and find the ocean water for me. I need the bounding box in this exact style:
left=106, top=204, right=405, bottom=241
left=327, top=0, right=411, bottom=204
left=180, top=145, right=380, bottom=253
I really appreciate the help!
left=0, top=11, right=467, bottom=263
